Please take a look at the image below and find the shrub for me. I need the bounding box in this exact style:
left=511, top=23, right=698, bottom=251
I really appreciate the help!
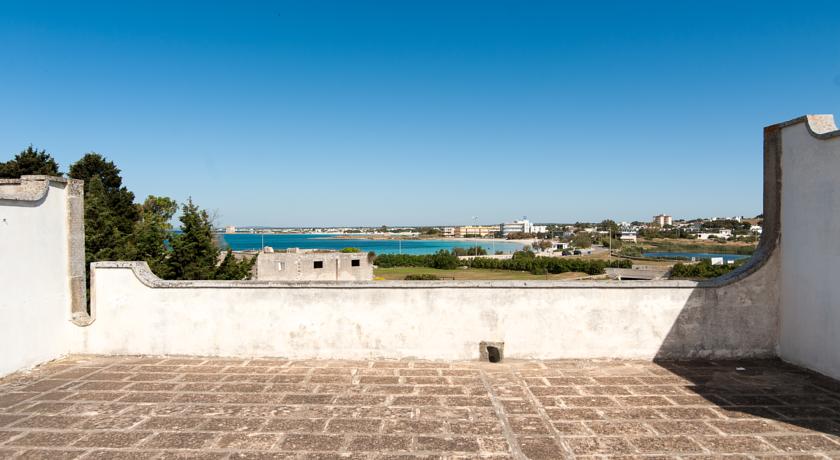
left=375, top=251, right=631, bottom=276
left=340, top=247, right=361, bottom=253
left=512, top=249, right=536, bottom=260
left=452, top=246, right=487, bottom=256
left=429, top=249, right=461, bottom=269
left=405, top=274, right=440, bottom=280
left=670, top=258, right=747, bottom=279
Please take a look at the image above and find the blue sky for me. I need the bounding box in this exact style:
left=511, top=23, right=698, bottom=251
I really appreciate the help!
left=1, top=1, right=838, bottom=227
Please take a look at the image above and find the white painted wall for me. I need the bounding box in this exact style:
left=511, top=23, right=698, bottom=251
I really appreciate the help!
left=79, top=259, right=778, bottom=360
left=779, top=118, right=840, bottom=379
left=0, top=179, right=73, bottom=376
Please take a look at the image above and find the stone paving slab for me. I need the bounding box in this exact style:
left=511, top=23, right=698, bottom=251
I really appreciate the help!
left=1, top=356, right=839, bottom=459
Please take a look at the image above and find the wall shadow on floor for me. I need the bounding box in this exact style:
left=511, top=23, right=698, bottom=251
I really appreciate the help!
left=651, top=357, right=840, bottom=438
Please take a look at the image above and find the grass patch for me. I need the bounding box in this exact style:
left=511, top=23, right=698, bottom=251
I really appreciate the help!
left=374, top=267, right=590, bottom=281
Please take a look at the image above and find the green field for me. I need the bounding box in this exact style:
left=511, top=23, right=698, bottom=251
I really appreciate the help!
left=374, top=266, right=590, bottom=281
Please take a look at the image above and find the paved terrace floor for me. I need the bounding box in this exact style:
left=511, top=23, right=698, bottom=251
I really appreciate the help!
left=1, top=357, right=840, bottom=459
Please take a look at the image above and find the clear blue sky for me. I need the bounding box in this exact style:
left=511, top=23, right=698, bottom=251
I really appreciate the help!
left=1, top=1, right=838, bottom=227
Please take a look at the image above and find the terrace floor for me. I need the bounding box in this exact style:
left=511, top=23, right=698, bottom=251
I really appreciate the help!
left=1, top=357, right=840, bottom=459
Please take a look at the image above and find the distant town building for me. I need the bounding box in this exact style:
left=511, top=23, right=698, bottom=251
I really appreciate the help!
left=652, top=214, right=673, bottom=226
left=455, top=225, right=499, bottom=238
left=500, top=219, right=546, bottom=236
left=442, top=227, right=455, bottom=237
left=224, top=225, right=237, bottom=234
left=254, top=248, right=373, bottom=281
left=750, top=225, right=763, bottom=234
left=619, top=231, right=638, bottom=243
left=697, top=229, right=733, bottom=240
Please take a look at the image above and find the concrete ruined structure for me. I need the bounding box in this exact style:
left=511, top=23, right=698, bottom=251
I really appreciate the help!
left=254, top=247, right=374, bottom=281
left=0, top=115, right=839, bottom=380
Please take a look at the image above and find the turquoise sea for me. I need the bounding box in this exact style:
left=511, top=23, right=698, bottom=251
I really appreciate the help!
left=220, top=233, right=524, bottom=255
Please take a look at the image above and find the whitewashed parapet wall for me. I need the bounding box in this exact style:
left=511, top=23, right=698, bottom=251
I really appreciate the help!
left=776, top=116, right=840, bottom=380
left=82, top=261, right=779, bottom=360
left=0, top=176, right=87, bottom=376
left=84, top=118, right=840, bottom=363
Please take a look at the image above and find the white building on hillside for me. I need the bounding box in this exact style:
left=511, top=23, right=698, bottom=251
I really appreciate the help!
left=500, top=219, right=546, bottom=236
left=653, top=214, right=673, bottom=226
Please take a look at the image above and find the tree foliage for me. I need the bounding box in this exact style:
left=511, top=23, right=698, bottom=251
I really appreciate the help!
left=533, top=239, right=553, bottom=251
left=505, top=232, right=535, bottom=240
left=452, top=246, right=487, bottom=256
left=83, top=176, right=133, bottom=265
left=166, top=198, right=254, bottom=280
left=132, top=196, right=179, bottom=278
left=598, top=219, right=620, bottom=234
left=375, top=251, right=631, bottom=275
left=0, top=146, right=62, bottom=178
left=572, top=233, right=592, bottom=248
left=670, top=259, right=746, bottom=279
left=70, top=153, right=139, bottom=237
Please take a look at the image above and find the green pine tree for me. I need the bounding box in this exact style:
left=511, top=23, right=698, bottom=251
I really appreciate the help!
left=84, top=176, right=132, bottom=265
left=215, top=249, right=256, bottom=280
left=132, top=195, right=179, bottom=279
left=69, top=153, right=139, bottom=237
left=167, top=198, right=254, bottom=280
left=167, top=198, right=218, bottom=280
left=0, top=146, right=62, bottom=178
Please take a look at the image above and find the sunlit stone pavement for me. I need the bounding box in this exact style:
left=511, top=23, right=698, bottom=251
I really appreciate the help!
left=1, top=356, right=840, bottom=459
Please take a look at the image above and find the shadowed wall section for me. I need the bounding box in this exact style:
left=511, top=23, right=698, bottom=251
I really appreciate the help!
left=776, top=116, right=840, bottom=379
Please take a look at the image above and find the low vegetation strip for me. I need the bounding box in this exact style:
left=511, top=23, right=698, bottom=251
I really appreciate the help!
left=374, top=267, right=591, bottom=281
left=643, top=241, right=756, bottom=255
left=670, top=259, right=747, bottom=279
left=374, top=250, right=631, bottom=275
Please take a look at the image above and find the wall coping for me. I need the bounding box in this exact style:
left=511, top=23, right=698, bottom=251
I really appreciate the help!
left=94, top=260, right=704, bottom=289
left=0, top=175, right=70, bottom=201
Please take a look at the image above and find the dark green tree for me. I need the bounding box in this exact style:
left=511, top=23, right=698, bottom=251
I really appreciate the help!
left=83, top=176, right=132, bottom=265
left=132, top=195, right=178, bottom=278
left=572, top=232, right=592, bottom=248
left=0, top=146, right=62, bottom=178
left=167, top=198, right=218, bottom=280
left=598, top=219, right=620, bottom=234
left=167, top=198, right=254, bottom=280
left=215, top=249, right=256, bottom=280
left=69, top=153, right=139, bottom=236
left=533, top=239, right=554, bottom=251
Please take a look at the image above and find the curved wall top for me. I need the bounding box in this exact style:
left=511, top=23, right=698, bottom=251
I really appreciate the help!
left=0, top=175, right=62, bottom=201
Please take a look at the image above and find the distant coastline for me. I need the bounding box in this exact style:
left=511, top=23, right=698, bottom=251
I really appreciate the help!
left=220, top=233, right=526, bottom=255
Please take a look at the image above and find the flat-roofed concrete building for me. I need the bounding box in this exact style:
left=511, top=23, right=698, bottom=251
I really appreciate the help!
left=255, top=248, right=373, bottom=281
left=500, top=219, right=545, bottom=236
left=653, top=214, right=673, bottom=226
left=619, top=230, right=638, bottom=243
left=454, top=225, right=499, bottom=238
